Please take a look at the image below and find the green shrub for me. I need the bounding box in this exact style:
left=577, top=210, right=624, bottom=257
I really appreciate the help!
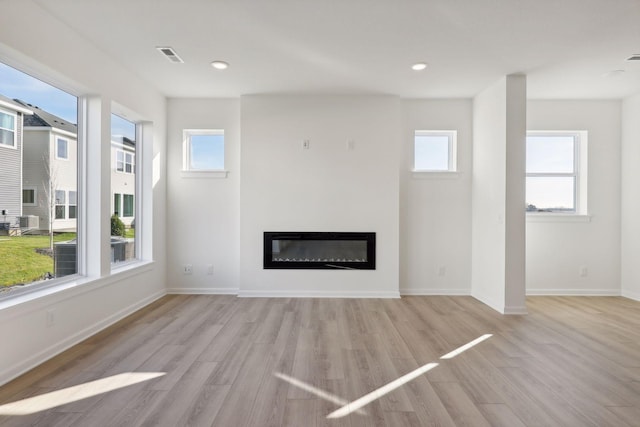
left=111, top=214, right=125, bottom=237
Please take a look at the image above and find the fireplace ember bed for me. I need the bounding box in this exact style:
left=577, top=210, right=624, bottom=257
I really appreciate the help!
left=264, top=232, right=376, bottom=270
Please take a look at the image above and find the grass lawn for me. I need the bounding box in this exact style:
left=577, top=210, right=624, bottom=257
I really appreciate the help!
left=0, top=233, right=76, bottom=287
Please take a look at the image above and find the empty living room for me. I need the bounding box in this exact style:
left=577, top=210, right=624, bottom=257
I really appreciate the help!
left=1, top=1, right=640, bottom=426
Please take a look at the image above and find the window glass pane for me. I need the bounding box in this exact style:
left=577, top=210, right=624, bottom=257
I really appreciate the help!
left=414, top=134, right=449, bottom=171
left=69, top=206, right=77, bottom=219
left=68, top=191, right=77, bottom=205
left=111, top=114, right=136, bottom=263
left=123, top=194, right=134, bottom=217
left=526, top=177, right=575, bottom=212
left=23, top=189, right=35, bottom=204
left=57, top=138, right=68, bottom=159
left=0, top=61, right=78, bottom=290
left=0, top=128, right=14, bottom=146
left=526, top=136, right=575, bottom=173
left=0, top=111, right=15, bottom=129
left=189, top=133, right=224, bottom=170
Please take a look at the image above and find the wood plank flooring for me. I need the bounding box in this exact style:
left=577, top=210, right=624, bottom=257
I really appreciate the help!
left=1, top=295, right=639, bottom=426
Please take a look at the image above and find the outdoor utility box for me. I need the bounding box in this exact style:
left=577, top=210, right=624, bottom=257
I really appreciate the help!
left=19, top=215, right=39, bottom=228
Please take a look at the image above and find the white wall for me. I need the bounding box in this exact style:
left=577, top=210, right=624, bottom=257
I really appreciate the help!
left=471, top=75, right=527, bottom=314
left=527, top=100, right=621, bottom=295
left=166, top=98, right=240, bottom=294
left=400, top=99, right=472, bottom=294
left=0, top=1, right=167, bottom=386
left=620, top=93, right=640, bottom=301
left=239, top=95, right=401, bottom=297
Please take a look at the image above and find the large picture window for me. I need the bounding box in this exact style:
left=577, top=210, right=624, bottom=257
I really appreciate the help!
left=0, top=61, right=78, bottom=292
left=526, top=132, right=586, bottom=214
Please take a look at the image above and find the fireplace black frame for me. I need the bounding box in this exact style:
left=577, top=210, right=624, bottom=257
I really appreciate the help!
left=264, top=232, right=376, bottom=270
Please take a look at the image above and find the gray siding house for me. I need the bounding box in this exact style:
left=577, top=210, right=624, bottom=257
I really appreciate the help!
left=15, top=100, right=78, bottom=233
left=0, top=95, right=32, bottom=232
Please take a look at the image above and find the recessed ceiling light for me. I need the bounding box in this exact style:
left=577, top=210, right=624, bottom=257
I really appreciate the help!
left=211, top=61, right=229, bottom=70
left=412, top=62, right=428, bottom=71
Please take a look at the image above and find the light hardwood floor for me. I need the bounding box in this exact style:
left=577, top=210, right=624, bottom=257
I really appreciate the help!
left=1, top=295, right=640, bottom=426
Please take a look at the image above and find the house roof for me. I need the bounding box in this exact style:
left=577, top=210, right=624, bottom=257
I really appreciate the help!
left=14, top=99, right=77, bottom=135
left=0, top=94, right=33, bottom=115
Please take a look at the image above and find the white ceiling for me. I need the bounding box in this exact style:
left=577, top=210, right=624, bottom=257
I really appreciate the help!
left=33, top=0, right=640, bottom=99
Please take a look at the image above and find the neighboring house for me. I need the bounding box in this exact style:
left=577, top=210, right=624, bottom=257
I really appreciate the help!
left=110, top=136, right=136, bottom=227
left=16, top=99, right=78, bottom=233
left=0, top=95, right=32, bottom=233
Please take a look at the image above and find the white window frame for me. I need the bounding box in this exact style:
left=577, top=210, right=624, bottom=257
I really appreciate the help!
left=526, top=131, right=588, bottom=217
left=22, top=186, right=37, bottom=206
left=56, top=137, right=69, bottom=160
left=115, top=149, right=134, bottom=174
left=412, top=130, right=457, bottom=174
left=182, top=129, right=228, bottom=178
left=0, top=107, right=17, bottom=149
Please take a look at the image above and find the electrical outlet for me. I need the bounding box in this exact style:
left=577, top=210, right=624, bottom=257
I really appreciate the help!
left=579, top=266, right=588, bottom=277
left=183, top=264, right=193, bottom=275
left=207, top=264, right=214, bottom=275
left=437, top=266, right=446, bottom=277
left=347, top=139, right=355, bottom=151
left=302, top=139, right=310, bottom=150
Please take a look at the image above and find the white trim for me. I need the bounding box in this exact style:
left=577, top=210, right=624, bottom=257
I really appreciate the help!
left=411, top=171, right=461, bottom=179
left=504, top=305, right=528, bottom=315
left=167, top=287, right=239, bottom=295
left=183, top=128, right=225, bottom=172
left=180, top=170, right=229, bottom=179
left=413, top=130, right=457, bottom=172
left=527, top=288, right=621, bottom=296
left=0, top=261, right=154, bottom=313
left=526, top=214, right=591, bottom=223
left=400, top=288, right=470, bottom=295
left=621, top=289, right=640, bottom=302
left=0, top=289, right=165, bottom=387
left=0, top=106, right=18, bottom=149
left=238, top=290, right=401, bottom=298
left=0, top=100, right=32, bottom=115
left=23, top=127, right=77, bottom=139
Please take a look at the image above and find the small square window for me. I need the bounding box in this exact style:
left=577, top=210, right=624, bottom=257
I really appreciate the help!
left=184, top=129, right=225, bottom=171
left=56, top=138, right=68, bottom=159
left=23, top=188, right=36, bottom=205
left=414, top=130, right=457, bottom=172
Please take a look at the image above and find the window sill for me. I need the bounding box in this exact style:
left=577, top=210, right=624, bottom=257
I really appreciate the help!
left=180, top=170, right=229, bottom=179
left=0, top=260, right=155, bottom=312
left=526, top=214, right=591, bottom=223
left=411, top=170, right=460, bottom=179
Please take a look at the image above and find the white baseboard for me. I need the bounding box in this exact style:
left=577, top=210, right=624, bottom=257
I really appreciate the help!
left=400, top=288, right=470, bottom=296
left=504, top=305, right=528, bottom=315
left=621, top=289, right=640, bottom=302
left=237, top=290, right=401, bottom=298
left=0, top=290, right=166, bottom=387
left=526, top=289, right=621, bottom=296
left=166, top=287, right=239, bottom=295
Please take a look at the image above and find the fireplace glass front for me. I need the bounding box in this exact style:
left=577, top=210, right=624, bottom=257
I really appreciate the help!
left=264, top=232, right=376, bottom=270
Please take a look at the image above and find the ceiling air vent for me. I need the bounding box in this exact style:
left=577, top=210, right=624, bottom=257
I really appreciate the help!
left=156, top=46, right=184, bottom=63
left=626, top=54, right=640, bottom=61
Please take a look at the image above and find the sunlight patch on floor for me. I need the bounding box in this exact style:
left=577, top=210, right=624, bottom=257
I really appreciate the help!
left=0, top=372, right=165, bottom=416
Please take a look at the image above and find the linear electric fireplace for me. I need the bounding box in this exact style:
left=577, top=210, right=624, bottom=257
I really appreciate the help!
left=264, top=232, right=376, bottom=270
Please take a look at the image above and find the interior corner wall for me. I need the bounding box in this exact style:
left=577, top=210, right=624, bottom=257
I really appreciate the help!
left=471, top=75, right=527, bottom=314
left=166, top=99, right=240, bottom=294
left=400, top=99, right=472, bottom=295
left=621, top=93, right=640, bottom=301
left=527, top=100, right=621, bottom=295
left=239, top=95, right=401, bottom=297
